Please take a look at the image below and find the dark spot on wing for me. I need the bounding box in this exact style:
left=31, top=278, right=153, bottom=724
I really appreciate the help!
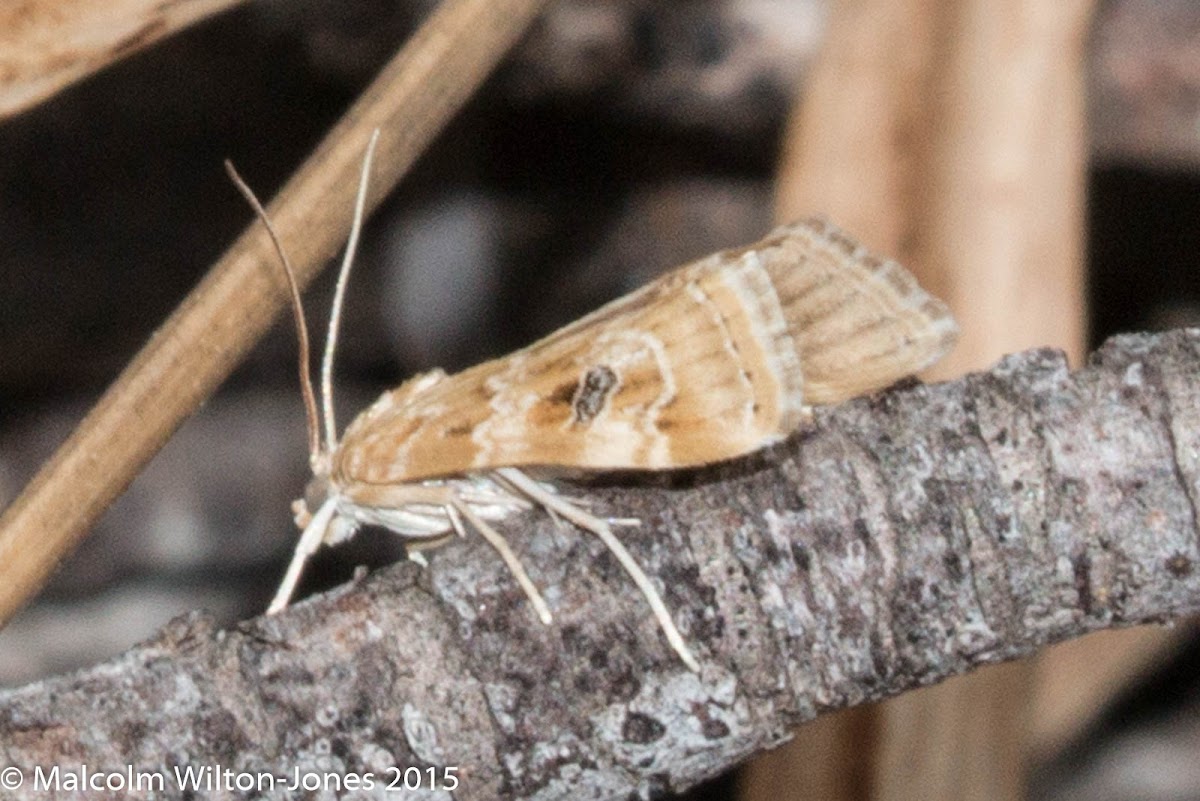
left=572, top=365, right=619, bottom=423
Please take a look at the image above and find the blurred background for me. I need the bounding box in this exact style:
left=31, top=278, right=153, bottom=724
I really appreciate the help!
left=1, top=1, right=1199, bottom=799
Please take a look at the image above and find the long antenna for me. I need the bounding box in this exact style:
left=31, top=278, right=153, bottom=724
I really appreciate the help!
left=321, top=129, right=381, bottom=453
left=225, top=160, right=321, bottom=467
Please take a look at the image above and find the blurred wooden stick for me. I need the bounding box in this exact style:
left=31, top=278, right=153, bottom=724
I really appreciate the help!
left=0, top=0, right=246, bottom=120
left=748, top=0, right=1100, bottom=799
left=0, top=0, right=550, bottom=627
left=749, top=3, right=940, bottom=798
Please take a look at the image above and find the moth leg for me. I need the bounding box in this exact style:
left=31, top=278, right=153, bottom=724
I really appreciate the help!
left=446, top=502, right=469, bottom=538
left=491, top=472, right=640, bottom=529
left=401, top=530, right=454, bottom=568
left=455, top=488, right=532, bottom=510
left=268, top=497, right=339, bottom=615
left=403, top=531, right=457, bottom=551
left=542, top=502, right=570, bottom=532
left=547, top=500, right=639, bottom=529
left=494, top=467, right=700, bottom=672
left=494, top=476, right=596, bottom=512
left=451, top=497, right=554, bottom=625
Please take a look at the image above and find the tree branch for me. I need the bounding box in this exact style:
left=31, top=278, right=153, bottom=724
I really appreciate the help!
left=3, top=330, right=1199, bottom=800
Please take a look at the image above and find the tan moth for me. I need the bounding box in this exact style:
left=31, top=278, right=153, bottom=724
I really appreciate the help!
left=228, top=133, right=958, bottom=672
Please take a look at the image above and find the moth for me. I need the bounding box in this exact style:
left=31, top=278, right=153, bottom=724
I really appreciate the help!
left=228, top=134, right=958, bottom=672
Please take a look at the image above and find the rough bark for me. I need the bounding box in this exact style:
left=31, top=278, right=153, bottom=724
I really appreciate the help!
left=3, top=330, right=1200, bottom=800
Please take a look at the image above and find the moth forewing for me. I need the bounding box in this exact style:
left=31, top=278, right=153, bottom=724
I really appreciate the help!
left=756, top=221, right=959, bottom=403
left=237, top=137, right=957, bottom=676
left=333, top=218, right=958, bottom=483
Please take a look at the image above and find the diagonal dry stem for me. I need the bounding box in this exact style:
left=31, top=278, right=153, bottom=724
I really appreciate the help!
left=0, top=0, right=552, bottom=628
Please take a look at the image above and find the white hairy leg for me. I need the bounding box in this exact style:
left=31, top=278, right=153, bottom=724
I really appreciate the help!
left=494, top=467, right=700, bottom=672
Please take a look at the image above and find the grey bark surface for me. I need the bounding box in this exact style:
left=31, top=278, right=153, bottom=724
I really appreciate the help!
left=3, top=330, right=1200, bottom=800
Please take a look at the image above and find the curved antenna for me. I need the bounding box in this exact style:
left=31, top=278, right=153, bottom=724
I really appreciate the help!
left=321, top=129, right=381, bottom=453
left=225, top=160, right=321, bottom=468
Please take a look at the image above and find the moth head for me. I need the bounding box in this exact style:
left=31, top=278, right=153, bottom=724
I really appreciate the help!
left=292, top=473, right=332, bottom=530
left=292, top=474, right=357, bottom=547
left=290, top=441, right=339, bottom=527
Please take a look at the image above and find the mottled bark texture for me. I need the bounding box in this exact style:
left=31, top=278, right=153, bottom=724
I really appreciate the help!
left=4, top=330, right=1200, bottom=800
